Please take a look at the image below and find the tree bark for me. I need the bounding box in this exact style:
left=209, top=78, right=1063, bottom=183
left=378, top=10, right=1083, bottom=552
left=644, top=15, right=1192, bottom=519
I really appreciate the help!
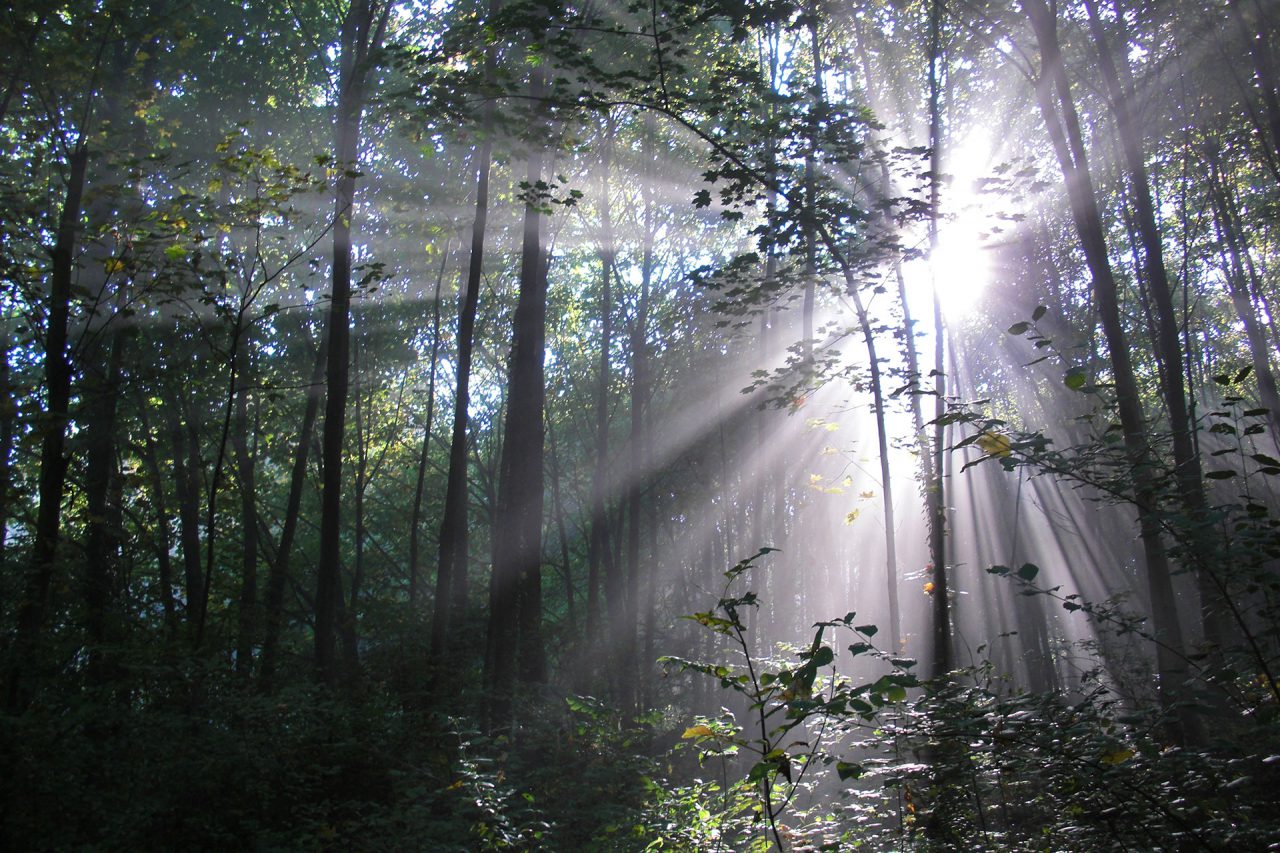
left=408, top=246, right=448, bottom=608
left=1024, top=0, right=1196, bottom=743
left=433, top=81, right=497, bottom=661
left=259, top=325, right=327, bottom=690
left=486, top=64, right=551, bottom=725
left=7, top=142, right=88, bottom=711
left=233, top=334, right=259, bottom=677
left=315, top=0, right=388, bottom=685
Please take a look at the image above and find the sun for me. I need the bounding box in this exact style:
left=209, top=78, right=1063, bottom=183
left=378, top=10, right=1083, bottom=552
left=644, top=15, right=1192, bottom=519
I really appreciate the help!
left=901, top=131, right=997, bottom=321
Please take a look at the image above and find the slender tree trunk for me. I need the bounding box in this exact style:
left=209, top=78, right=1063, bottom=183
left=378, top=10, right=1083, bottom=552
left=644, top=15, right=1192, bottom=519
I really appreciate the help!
left=624, top=112, right=659, bottom=714
left=315, top=0, right=387, bottom=685
left=1205, top=147, right=1280, bottom=443
left=545, top=415, right=577, bottom=636
left=83, top=322, right=128, bottom=686
left=1226, top=0, right=1280, bottom=171
left=259, top=326, right=327, bottom=690
left=588, top=114, right=616, bottom=657
left=1024, top=0, right=1196, bottom=742
left=344, top=345, right=366, bottom=677
left=1084, top=0, right=1224, bottom=648
left=233, top=335, right=259, bottom=677
left=408, top=247, right=449, bottom=608
left=166, top=392, right=204, bottom=634
left=137, top=395, right=178, bottom=640
left=433, top=103, right=496, bottom=661
left=0, top=323, right=13, bottom=583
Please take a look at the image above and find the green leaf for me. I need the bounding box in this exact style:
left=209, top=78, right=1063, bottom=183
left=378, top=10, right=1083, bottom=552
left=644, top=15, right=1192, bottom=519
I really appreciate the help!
left=1007, top=321, right=1030, bottom=335
left=1031, top=305, right=1047, bottom=321
left=1064, top=367, right=1086, bottom=391
left=1016, top=563, right=1040, bottom=581
left=836, top=761, right=863, bottom=781
left=854, top=624, right=878, bottom=636
left=1204, top=470, right=1237, bottom=479
left=883, top=684, right=907, bottom=702
left=811, top=645, right=834, bottom=667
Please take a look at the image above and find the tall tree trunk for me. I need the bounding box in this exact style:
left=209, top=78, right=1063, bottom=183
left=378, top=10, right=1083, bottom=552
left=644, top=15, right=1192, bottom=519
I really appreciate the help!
left=233, top=335, right=259, bottom=677
left=1204, top=145, right=1280, bottom=443
left=315, top=0, right=388, bottom=685
left=433, top=48, right=497, bottom=659
left=588, top=114, right=617, bottom=659
left=545, top=415, right=577, bottom=636
left=852, top=20, right=907, bottom=656
left=6, top=141, right=88, bottom=711
left=622, top=117, right=656, bottom=715
left=408, top=246, right=448, bottom=609
left=137, top=395, right=179, bottom=640
left=486, top=64, right=551, bottom=725
left=1023, top=0, right=1196, bottom=743
left=1084, top=0, right=1224, bottom=648
left=259, top=326, right=328, bottom=690
left=344, top=340, right=368, bottom=678
left=83, top=321, right=129, bottom=687
left=925, top=0, right=950, bottom=678
left=0, top=323, right=13, bottom=585
left=167, top=392, right=204, bottom=634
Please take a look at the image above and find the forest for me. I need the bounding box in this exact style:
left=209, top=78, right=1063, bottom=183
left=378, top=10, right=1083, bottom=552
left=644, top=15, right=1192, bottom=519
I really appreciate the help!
left=1, top=0, right=1279, bottom=848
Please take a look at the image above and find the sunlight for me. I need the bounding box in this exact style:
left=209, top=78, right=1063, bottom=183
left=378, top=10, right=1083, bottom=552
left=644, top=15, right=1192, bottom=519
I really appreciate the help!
left=902, top=130, right=996, bottom=320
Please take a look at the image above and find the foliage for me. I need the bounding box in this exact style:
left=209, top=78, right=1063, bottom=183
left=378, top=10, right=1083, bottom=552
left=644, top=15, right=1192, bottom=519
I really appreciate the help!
left=649, top=553, right=1280, bottom=851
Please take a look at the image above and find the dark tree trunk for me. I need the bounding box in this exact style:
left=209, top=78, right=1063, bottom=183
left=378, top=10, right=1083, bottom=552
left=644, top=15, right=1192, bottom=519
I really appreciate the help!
left=83, top=323, right=128, bottom=686
left=1204, top=145, right=1280, bottom=443
left=0, top=325, right=13, bottom=584
left=259, top=326, right=327, bottom=690
left=587, top=115, right=616, bottom=657
left=926, top=0, right=950, bottom=679
left=315, top=0, right=387, bottom=685
left=136, top=395, right=178, bottom=640
left=433, top=120, right=495, bottom=662
left=486, top=65, right=551, bottom=724
left=1084, top=0, right=1224, bottom=648
left=408, top=247, right=448, bottom=609
left=233, top=336, right=259, bottom=677
left=1024, top=0, right=1196, bottom=743
left=167, top=392, right=204, bottom=635
left=852, top=26, right=907, bottom=656
left=7, top=142, right=88, bottom=711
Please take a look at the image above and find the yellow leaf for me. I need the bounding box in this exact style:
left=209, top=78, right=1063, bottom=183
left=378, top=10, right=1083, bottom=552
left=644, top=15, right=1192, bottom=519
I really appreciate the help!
left=923, top=582, right=936, bottom=594
left=844, top=509, right=860, bottom=524
left=682, top=725, right=713, bottom=739
left=103, top=258, right=125, bottom=274
left=859, top=490, right=875, bottom=499
left=1100, top=747, right=1134, bottom=765
left=976, top=431, right=1013, bottom=458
